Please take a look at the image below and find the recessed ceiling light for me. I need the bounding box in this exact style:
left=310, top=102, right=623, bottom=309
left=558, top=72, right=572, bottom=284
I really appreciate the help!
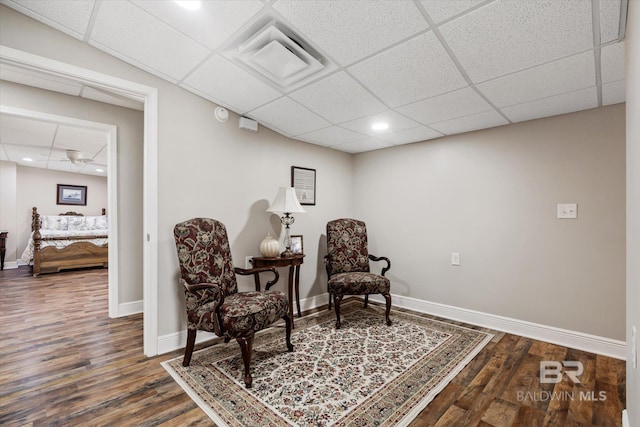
left=22, top=157, right=33, bottom=162
left=175, top=0, right=201, bottom=10
left=96, top=168, right=104, bottom=173
left=371, top=122, right=389, bottom=131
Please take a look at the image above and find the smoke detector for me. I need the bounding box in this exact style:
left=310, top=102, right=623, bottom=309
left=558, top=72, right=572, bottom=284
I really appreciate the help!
left=236, top=22, right=325, bottom=88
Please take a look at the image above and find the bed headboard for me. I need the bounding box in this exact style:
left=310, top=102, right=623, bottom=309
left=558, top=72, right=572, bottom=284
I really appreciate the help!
left=31, top=207, right=107, bottom=231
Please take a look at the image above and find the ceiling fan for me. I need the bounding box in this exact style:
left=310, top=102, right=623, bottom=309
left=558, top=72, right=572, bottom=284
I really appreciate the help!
left=64, top=149, right=95, bottom=164
left=33, top=149, right=105, bottom=167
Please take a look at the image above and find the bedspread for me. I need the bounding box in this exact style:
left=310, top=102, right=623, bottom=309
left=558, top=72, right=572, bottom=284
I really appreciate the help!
left=21, top=229, right=108, bottom=263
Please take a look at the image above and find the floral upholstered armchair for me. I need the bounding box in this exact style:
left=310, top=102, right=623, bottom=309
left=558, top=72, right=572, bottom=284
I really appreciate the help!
left=324, top=218, right=392, bottom=329
left=173, top=218, right=293, bottom=388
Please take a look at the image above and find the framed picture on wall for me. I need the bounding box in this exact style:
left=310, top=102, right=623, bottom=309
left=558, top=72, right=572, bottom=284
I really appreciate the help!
left=291, top=166, right=316, bottom=205
left=290, top=235, right=304, bottom=254
left=57, top=184, right=87, bottom=206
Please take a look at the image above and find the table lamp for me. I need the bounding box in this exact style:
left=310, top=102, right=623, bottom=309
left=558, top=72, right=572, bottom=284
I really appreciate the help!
left=267, top=187, right=305, bottom=257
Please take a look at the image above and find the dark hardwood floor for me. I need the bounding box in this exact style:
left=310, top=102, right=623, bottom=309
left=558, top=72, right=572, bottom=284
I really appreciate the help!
left=0, top=266, right=625, bottom=426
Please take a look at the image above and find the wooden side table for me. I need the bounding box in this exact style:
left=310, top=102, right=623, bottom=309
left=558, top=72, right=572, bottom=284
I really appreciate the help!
left=250, top=254, right=305, bottom=328
left=0, top=231, right=7, bottom=271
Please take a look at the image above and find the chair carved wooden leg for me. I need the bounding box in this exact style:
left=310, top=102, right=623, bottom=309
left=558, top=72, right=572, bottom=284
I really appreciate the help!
left=334, top=294, right=343, bottom=329
left=383, top=292, right=392, bottom=326
left=236, top=335, right=255, bottom=388
left=364, top=294, right=369, bottom=308
left=183, top=329, right=197, bottom=367
left=283, top=314, right=294, bottom=352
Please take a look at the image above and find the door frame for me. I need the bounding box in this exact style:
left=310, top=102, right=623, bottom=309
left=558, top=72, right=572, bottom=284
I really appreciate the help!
left=0, top=45, right=160, bottom=356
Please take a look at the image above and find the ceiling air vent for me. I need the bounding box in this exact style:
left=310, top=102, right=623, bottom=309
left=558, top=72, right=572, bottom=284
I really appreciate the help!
left=237, top=23, right=325, bottom=88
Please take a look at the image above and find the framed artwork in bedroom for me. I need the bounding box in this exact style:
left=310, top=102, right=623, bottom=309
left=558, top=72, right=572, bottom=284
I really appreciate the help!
left=57, top=184, right=87, bottom=206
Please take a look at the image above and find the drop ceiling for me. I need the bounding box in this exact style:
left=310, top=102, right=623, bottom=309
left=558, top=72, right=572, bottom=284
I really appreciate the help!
left=0, top=0, right=628, bottom=156
left=0, top=111, right=109, bottom=177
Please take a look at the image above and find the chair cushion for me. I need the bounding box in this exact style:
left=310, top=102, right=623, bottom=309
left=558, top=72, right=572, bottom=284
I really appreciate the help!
left=219, top=290, right=289, bottom=337
left=328, top=272, right=390, bottom=296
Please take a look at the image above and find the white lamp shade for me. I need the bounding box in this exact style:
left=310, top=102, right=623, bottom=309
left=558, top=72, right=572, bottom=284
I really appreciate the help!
left=267, top=187, right=306, bottom=214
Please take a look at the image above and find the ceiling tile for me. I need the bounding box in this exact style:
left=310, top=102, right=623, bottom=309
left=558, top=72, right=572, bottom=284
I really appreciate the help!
left=602, top=80, right=625, bottom=106
left=600, top=0, right=621, bottom=44
left=249, top=97, right=330, bottom=136
left=289, top=72, right=387, bottom=123
left=501, top=87, right=598, bottom=123
left=1, top=143, right=51, bottom=163
left=349, top=32, right=467, bottom=108
left=181, top=55, right=281, bottom=113
left=476, top=51, right=596, bottom=108
left=430, top=110, right=508, bottom=135
left=440, top=0, right=593, bottom=83
left=340, top=110, right=422, bottom=137
left=601, top=41, right=625, bottom=83
left=132, top=0, right=263, bottom=51
left=397, top=87, right=493, bottom=125
left=89, top=1, right=211, bottom=82
left=297, top=126, right=366, bottom=147
left=2, top=0, right=95, bottom=39
left=420, top=0, right=487, bottom=24
left=273, top=0, right=428, bottom=66
left=55, top=126, right=106, bottom=153
left=376, top=126, right=443, bottom=145
left=333, top=138, right=393, bottom=154
left=0, top=115, right=56, bottom=147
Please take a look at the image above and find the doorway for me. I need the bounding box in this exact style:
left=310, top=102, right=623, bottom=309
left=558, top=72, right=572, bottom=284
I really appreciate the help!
left=0, top=45, right=160, bottom=356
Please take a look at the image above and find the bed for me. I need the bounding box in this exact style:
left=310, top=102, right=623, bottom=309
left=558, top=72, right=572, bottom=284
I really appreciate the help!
left=21, top=207, right=109, bottom=276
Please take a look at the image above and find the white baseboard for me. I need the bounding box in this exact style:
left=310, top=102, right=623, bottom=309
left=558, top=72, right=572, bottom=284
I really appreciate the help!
left=622, top=409, right=629, bottom=427
left=368, top=294, right=626, bottom=360
left=2, top=261, right=19, bottom=269
left=157, top=329, right=221, bottom=356
left=118, top=300, right=143, bottom=317
left=156, top=292, right=625, bottom=360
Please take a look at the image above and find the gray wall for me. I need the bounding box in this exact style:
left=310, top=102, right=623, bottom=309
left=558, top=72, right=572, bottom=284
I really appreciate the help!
left=354, top=104, right=626, bottom=341
left=626, top=0, right=640, bottom=423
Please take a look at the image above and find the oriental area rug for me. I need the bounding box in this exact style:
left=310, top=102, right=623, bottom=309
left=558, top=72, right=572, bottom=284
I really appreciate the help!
left=162, top=301, right=493, bottom=427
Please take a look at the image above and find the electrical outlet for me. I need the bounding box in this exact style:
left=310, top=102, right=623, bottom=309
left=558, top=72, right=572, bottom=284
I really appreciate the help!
left=451, top=252, right=460, bottom=266
left=245, top=256, right=253, bottom=270
left=557, top=203, right=578, bottom=219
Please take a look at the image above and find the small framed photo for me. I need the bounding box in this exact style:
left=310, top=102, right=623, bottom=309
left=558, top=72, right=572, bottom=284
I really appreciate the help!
left=290, top=235, right=304, bottom=255
left=57, top=184, right=87, bottom=206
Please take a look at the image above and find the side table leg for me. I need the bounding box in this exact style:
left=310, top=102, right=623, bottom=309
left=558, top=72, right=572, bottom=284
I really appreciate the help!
left=294, top=265, right=301, bottom=318
left=288, top=266, right=295, bottom=329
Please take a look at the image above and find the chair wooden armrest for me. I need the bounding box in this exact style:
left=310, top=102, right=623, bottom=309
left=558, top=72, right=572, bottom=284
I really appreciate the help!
left=181, top=279, right=225, bottom=336
left=235, top=266, right=280, bottom=291
left=182, top=281, right=219, bottom=293
left=369, top=254, right=391, bottom=276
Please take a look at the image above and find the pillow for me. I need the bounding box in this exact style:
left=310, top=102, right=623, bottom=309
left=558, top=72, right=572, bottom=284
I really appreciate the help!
left=67, top=216, right=87, bottom=231
left=96, top=215, right=108, bottom=230
left=85, top=215, right=108, bottom=230
left=41, top=215, right=68, bottom=231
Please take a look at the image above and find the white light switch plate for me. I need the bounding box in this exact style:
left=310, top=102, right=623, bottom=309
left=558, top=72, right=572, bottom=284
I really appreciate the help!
left=451, top=252, right=460, bottom=266
left=557, top=203, right=578, bottom=219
